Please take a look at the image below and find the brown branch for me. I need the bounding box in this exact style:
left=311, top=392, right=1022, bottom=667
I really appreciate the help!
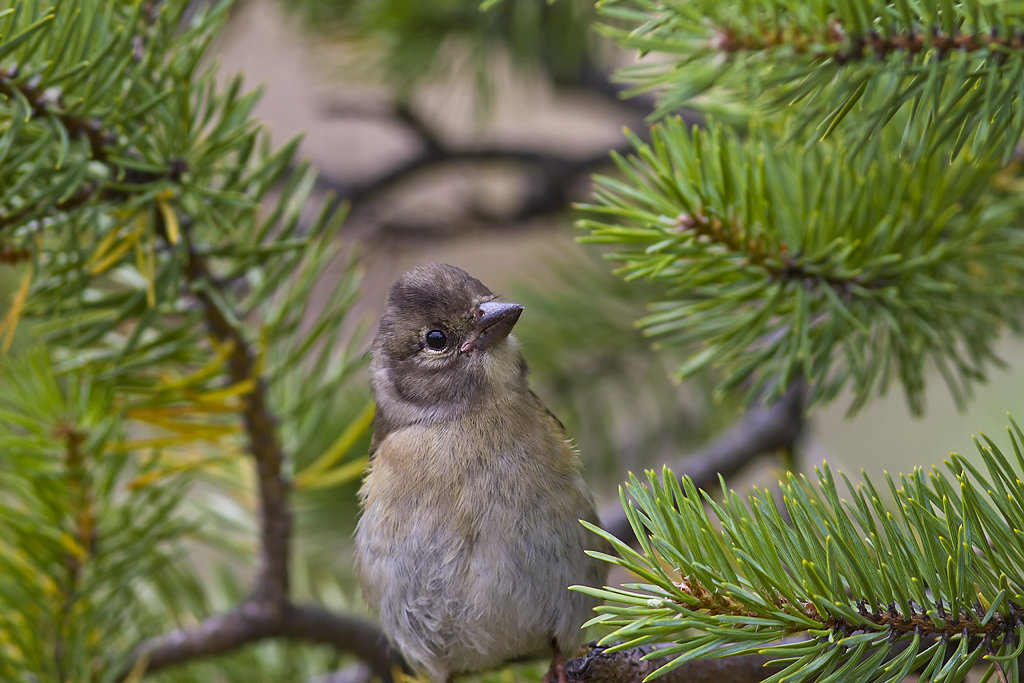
left=0, top=67, right=115, bottom=163
left=137, top=602, right=275, bottom=669
left=315, top=98, right=587, bottom=211
left=282, top=604, right=402, bottom=677
left=315, top=137, right=650, bottom=244
left=327, top=146, right=589, bottom=210
left=134, top=602, right=402, bottom=680
left=567, top=618, right=1007, bottom=682
left=674, top=575, right=1022, bottom=642
left=599, top=380, right=806, bottom=543
left=347, top=149, right=608, bottom=243
left=566, top=643, right=779, bottom=683
left=567, top=636, right=959, bottom=683
left=711, top=21, right=1024, bottom=64
left=313, top=95, right=655, bottom=237
left=178, top=230, right=290, bottom=609
left=308, top=71, right=686, bottom=242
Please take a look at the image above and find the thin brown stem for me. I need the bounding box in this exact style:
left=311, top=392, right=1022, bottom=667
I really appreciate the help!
left=178, top=228, right=290, bottom=610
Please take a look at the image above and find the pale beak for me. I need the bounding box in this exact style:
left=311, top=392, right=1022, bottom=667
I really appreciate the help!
left=460, top=301, right=524, bottom=353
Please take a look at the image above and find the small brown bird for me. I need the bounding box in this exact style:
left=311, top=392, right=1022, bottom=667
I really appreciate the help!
left=355, top=263, right=608, bottom=683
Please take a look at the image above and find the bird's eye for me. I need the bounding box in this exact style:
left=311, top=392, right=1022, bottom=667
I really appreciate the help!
left=424, top=329, right=448, bottom=351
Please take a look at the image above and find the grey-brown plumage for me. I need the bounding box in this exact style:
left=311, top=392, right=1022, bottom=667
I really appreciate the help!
left=355, top=263, right=608, bottom=683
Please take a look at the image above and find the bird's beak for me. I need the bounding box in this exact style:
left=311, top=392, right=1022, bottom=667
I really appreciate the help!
left=460, top=301, right=524, bottom=353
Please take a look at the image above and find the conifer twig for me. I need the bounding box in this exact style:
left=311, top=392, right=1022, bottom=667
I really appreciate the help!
left=133, top=602, right=402, bottom=679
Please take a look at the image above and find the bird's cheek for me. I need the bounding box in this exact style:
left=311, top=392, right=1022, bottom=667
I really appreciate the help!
left=476, top=343, right=523, bottom=389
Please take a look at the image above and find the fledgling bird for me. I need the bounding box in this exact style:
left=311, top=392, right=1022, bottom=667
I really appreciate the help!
left=355, top=263, right=609, bottom=683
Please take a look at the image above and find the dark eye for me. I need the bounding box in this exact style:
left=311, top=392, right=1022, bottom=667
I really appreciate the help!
left=425, top=329, right=448, bottom=351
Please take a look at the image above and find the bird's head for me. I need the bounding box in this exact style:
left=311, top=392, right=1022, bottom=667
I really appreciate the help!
left=370, top=263, right=528, bottom=431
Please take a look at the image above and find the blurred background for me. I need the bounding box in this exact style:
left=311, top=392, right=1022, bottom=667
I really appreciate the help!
left=211, top=0, right=1024, bottom=489
left=1, top=2, right=1021, bottom=681
left=140, top=0, right=1024, bottom=678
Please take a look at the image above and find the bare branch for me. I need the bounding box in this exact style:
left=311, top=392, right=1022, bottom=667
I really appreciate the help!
left=599, top=381, right=806, bottom=543
left=179, top=230, right=291, bottom=609
left=133, top=602, right=403, bottom=681
left=566, top=643, right=779, bottom=683
left=321, top=146, right=587, bottom=210
left=283, top=604, right=403, bottom=678
left=567, top=631, right=949, bottom=682
left=135, top=602, right=275, bottom=671
left=311, top=94, right=655, bottom=238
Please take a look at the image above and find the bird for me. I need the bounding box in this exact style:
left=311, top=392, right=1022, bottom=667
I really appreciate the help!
left=354, top=263, right=609, bottom=683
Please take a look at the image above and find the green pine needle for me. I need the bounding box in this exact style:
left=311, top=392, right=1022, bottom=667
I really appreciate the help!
left=599, top=0, right=1024, bottom=163
left=576, top=422, right=1024, bottom=682
left=579, top=117, right=1024, bottom=415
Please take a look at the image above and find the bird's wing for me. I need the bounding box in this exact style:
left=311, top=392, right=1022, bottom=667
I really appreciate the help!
left=368, top=405, right=389, bottom=458
left=528, top=388, right=568, bottom=436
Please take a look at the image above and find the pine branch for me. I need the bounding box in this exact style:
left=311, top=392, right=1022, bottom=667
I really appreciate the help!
left=0, top=64, right=115, bottom=163
left=601, top=0, right=1024, bottom=161
left=109, top=161, right=402, bottom=683
left=708, top=21, right=1024, bottom=63
left=112, top=143, right=396, bottom=682
left=0, top=3, right=401, bottom=679
left=0, top=351, right=190, bottom=679
left=577, top=421, right=1024, bottom=683
left=0, top=3, right=198, bottom=235
left=580, top=117, right=1024, bottom=414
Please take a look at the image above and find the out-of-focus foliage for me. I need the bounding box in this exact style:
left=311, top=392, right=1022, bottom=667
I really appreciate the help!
left=0, top=351, right=187, bottom=682
left=282, top=0, right=599, bottom=92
